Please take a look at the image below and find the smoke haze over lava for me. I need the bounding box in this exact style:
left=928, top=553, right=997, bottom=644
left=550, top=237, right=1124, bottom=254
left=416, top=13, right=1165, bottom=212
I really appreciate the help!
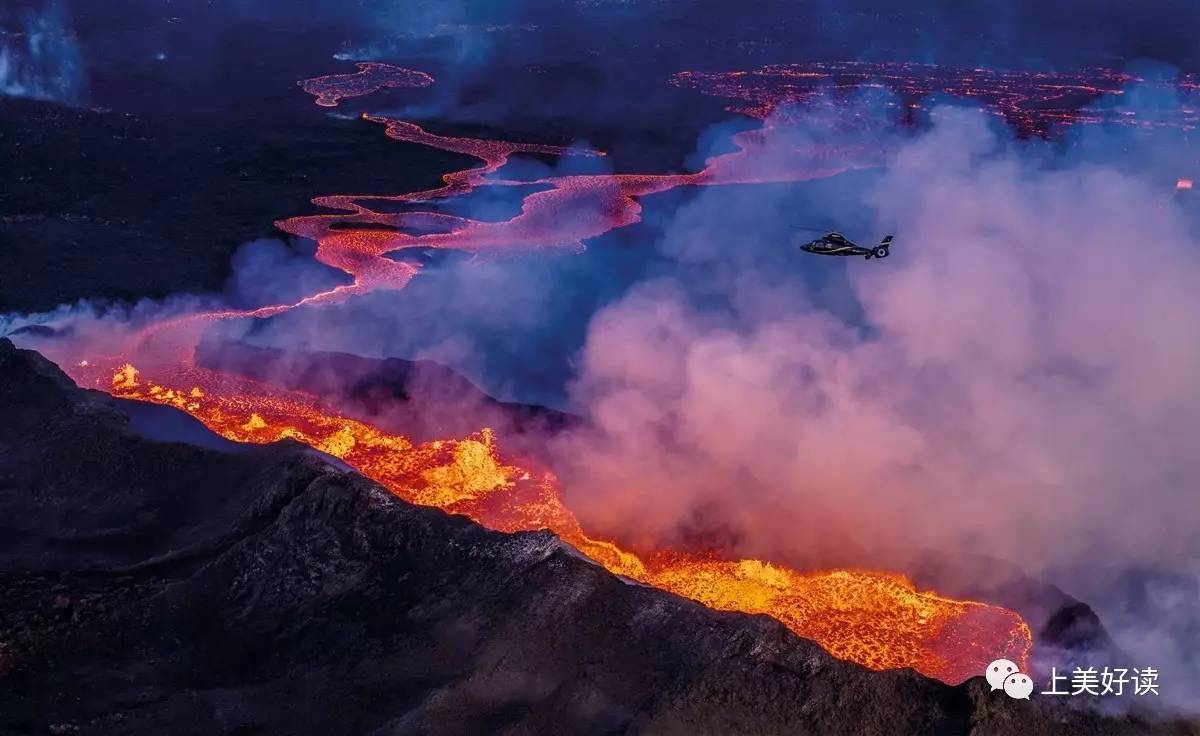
left=5, top=1, right=1200, bottom=714
left=549, top=103, right=1200, bottom=706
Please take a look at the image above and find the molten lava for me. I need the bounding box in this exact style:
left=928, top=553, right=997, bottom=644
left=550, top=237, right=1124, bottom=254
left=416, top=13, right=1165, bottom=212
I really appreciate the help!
left=102, top=360, right=1030, bottom=685
left=47, top=60, right=1051, bottom=685
left=672, top=62, right=1200, bottom=136
left=300, top=62, right=434, bottom=107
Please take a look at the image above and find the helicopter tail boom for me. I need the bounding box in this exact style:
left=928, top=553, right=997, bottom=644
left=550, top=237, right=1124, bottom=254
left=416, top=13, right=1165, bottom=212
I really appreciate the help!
left=868, top=235, right=894, bottom=260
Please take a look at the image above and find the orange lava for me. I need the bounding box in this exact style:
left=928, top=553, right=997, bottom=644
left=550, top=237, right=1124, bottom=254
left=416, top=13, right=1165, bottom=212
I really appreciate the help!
left=299, top=62, right=434, bottom=107
left=48, top=62, right=1039, bottom=685
left=101, top=360, right=1030, bottom=685
left=672, top=62, right=1200, bottom=136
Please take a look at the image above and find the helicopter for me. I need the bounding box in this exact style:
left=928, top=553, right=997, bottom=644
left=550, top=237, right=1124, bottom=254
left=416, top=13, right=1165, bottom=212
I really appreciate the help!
left=795, top=228, right=894, bottom=260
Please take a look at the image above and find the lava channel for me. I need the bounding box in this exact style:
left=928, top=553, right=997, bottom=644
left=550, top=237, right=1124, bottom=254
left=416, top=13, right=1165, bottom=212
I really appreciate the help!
left=46, top=61, right=1037, bottom=685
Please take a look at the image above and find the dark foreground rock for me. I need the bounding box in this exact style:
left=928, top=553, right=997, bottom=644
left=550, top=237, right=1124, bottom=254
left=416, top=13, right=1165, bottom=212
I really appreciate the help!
left=0, top=338, right=1195, bottom=736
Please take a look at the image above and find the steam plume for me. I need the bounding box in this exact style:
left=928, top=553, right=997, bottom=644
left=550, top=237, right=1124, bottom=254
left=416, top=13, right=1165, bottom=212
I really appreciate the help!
left=0, top=2, right=82, bottom=104
left=552, top=104, right=1200, bottom=707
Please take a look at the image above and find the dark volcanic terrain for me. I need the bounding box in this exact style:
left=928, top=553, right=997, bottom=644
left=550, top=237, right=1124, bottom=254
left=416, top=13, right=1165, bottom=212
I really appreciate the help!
left=1, top=339, right=1196, bottom=736
left=0, top=96, right=472, bottom=314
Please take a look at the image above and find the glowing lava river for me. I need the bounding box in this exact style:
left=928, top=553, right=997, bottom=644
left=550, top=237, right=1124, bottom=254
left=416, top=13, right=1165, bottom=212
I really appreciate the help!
left=40, top=61, right=1032, bottom=685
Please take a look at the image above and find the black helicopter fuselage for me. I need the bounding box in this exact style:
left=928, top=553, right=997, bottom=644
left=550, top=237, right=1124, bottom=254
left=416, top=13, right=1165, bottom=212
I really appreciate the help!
left=799, top=232, right=893, bottom=260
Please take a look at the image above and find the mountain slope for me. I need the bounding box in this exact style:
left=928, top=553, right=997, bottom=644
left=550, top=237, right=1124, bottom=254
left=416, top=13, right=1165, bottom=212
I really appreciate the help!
left=0, top=339, right=1193, bottom=736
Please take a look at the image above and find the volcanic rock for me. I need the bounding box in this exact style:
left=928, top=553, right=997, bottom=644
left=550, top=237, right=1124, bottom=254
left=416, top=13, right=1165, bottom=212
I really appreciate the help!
left=0, top=338, right=1195, bottom=736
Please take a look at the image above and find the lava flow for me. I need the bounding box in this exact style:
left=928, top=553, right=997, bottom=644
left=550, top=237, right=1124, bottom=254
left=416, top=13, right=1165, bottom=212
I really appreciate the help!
left=48, top=61, right=1034, bottom=685
left=673, top=61, right=1200, bottom=136
left=100, top=359, right=1030, bottom=685
left=299, top=62, right=434, bottom=107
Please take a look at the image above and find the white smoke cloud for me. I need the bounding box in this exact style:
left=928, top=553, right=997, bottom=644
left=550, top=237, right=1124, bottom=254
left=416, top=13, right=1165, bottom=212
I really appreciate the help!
left=551, top=105, right=1200, bottom=707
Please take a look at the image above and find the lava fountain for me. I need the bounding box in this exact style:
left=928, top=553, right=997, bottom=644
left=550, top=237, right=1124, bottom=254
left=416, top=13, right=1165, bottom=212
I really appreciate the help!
left=45, top=61, right=1037, bottom=685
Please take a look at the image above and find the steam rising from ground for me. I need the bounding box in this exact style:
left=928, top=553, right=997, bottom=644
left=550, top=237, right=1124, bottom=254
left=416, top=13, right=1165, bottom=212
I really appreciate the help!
left=0, top=2, right=82, bottom=104
left=550, top=106, right=1200, bottom=705
left=557, top=108, right=1198, bottom=566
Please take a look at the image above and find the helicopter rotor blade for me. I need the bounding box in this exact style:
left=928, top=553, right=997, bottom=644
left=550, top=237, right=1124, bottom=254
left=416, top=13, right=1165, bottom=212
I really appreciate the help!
left=790, top=224, right=834, bottom=232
